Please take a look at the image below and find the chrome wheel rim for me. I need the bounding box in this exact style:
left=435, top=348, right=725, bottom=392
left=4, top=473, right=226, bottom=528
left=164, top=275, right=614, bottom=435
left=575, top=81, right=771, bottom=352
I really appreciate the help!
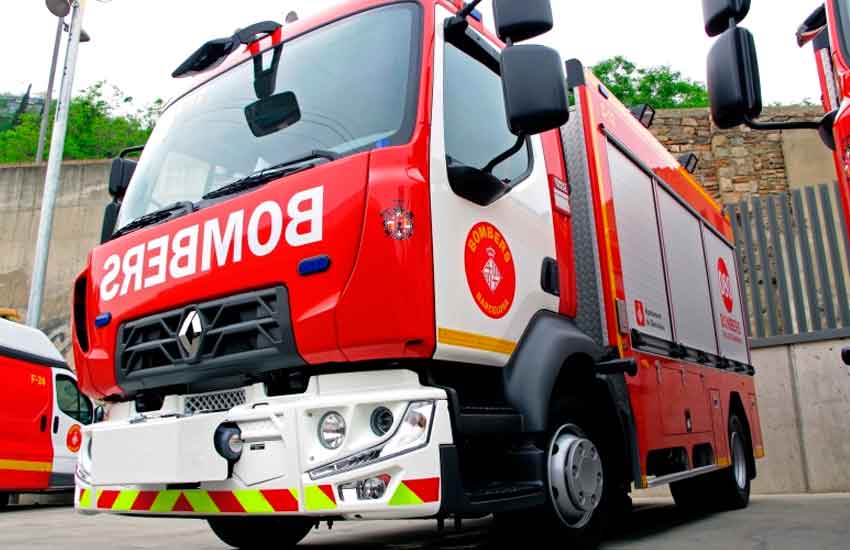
left=731, top=431, right=747, bottom=490
left=548, top=424, right=603, bottom=529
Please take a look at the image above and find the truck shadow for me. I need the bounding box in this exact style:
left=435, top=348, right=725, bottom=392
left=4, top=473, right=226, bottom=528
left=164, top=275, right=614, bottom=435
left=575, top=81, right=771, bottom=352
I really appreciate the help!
left=300, top=500, right=724, bottom=548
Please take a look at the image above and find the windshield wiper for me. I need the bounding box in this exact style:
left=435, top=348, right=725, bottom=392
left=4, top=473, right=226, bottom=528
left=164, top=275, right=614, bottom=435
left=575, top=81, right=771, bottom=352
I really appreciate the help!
left=112, top=201, right=196, bottom=239
left=203, top=150, right=340, bottom=201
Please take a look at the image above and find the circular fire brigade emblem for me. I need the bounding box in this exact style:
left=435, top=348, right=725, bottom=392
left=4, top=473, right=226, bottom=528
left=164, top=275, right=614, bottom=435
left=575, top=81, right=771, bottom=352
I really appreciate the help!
left=464, top=222, right=516, bottom=319
left=718, top=258, right=734, bottom=313
left=67, top=424, right=82, bottom=453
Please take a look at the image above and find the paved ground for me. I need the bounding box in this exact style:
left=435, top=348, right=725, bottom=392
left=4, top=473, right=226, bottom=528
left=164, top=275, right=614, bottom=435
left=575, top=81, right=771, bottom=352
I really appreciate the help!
left=2, top=494, right=848, bottom=549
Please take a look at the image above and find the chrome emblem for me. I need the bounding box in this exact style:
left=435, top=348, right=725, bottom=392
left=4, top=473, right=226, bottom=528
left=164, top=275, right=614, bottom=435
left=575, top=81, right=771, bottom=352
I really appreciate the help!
left=178, top=310, right=204, bottom=359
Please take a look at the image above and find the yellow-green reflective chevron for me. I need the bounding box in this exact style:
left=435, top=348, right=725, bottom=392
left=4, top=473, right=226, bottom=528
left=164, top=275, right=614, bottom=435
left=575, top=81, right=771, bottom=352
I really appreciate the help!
left=234, top=490, right=274, bottom=513
left=149, top=490, right=181, bottom=513
left=111, top=490, right=140, bottom=511
left=304, top=486, right=336, bottom=511
left=390, top=482, right=425, bottom=506
left=183, top=490, right=219, bottom=514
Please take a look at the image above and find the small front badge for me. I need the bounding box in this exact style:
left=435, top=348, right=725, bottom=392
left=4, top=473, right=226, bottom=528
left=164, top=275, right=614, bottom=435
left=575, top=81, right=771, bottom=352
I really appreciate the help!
left=178, top=309, right=204, bottom=359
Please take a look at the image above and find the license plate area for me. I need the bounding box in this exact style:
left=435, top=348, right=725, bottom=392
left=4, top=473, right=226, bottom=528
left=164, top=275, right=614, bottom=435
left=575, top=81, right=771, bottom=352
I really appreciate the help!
left=90, top=414, right=229, bottom=485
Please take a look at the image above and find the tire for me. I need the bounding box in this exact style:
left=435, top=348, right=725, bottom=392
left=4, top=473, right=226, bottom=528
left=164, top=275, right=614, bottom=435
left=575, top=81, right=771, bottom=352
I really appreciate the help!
left=671, top=412, right=751, bottom=512
left=207, top=517, right=313, bottom=549
left=495, top=413, right=612, bottom=550
left=713, top=412, right=751, bottom=510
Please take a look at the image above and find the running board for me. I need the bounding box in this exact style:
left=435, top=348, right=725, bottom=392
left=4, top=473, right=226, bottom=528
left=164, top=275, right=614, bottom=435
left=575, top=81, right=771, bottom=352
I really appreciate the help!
left=646, top=464, right=724, bottom=488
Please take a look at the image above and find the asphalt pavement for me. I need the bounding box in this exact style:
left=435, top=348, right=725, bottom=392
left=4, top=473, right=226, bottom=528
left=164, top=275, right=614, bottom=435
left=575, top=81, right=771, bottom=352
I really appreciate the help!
left=1, top=494, right=848, bottom=549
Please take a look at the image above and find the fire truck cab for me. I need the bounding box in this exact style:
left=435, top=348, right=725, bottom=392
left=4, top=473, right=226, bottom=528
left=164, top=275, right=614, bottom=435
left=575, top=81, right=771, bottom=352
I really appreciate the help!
left=0, top=319, right=93, bottom=509
left=72, top=1, right=763, bottom=547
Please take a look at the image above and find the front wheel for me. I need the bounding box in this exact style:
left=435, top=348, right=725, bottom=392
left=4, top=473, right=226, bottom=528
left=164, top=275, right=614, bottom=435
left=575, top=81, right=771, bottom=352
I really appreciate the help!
left=495, top=421, right=610, bottom=550
left=207, top=516, right=314, bottom=549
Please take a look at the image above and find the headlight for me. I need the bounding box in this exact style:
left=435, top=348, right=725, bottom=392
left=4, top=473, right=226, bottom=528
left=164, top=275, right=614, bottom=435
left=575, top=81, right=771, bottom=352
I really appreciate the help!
left=318, top=411, right=346, bottom=450
left=370, top=406, right=394, bottom=436
left=309, top=401, right=436, bottom=480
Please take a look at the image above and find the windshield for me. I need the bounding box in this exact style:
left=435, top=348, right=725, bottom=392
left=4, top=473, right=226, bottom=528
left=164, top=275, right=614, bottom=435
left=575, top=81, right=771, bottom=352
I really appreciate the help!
left=117, top=3, right=422, bottom=230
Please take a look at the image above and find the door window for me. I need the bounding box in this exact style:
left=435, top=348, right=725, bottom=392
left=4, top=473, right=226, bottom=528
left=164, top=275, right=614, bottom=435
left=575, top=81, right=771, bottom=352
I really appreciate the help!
left=444, top=42, right=531, bottom=184
left=56, top=375, right=93, bottom=425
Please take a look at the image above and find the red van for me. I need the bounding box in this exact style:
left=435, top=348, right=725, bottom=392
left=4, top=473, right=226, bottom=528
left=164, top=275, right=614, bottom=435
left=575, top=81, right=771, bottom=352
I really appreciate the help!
left=0, top=318, right=93, bottom=509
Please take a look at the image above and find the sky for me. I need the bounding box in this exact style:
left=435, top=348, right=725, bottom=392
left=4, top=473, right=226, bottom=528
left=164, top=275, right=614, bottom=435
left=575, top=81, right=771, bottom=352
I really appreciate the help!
left=1, top=0, right=828, bottom=109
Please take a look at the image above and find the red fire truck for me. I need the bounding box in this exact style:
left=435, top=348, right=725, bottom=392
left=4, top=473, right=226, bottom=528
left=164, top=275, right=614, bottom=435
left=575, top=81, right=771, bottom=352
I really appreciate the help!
left=71, top=1, right=763, bottom=547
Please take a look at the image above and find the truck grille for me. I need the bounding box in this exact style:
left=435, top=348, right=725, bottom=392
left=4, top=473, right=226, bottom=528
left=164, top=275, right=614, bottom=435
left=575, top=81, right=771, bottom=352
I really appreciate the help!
left=185, top=389, right=247, bottom=415
left=116, top=287, right=304, bottom=393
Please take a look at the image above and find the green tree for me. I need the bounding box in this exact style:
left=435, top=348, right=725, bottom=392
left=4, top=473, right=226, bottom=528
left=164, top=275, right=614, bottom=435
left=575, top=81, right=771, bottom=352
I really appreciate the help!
left=0, top=82, right=162, bottom=164
left=591, top=56, right=709, bottom=109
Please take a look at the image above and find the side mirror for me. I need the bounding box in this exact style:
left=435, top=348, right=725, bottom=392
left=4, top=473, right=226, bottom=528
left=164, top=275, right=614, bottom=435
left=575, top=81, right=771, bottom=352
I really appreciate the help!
left=702, top=0, right=751, bottom=37
left=501, top=45, right=569, bottom=136
left=94, top=405, right=105, bottom=424
left=493, top=0, right=553, bottom=43
left=245, top=91, right=302, bottom=138
left=109, top=157, right=138, bottom=199
left=706, top=27, right=762, bottom=129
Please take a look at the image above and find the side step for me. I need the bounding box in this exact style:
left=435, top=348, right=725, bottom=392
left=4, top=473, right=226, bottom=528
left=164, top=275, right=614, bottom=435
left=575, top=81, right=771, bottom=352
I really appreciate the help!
left=439, top=445, right=546, bottom=515
left=457, top=405, right=524, bottom=435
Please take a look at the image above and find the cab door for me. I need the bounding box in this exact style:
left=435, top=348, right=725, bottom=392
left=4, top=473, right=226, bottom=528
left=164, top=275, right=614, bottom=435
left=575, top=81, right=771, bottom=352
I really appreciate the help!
left=50, top=370, right=93, bottom=488
left=429, top=4, right=558, bottom=366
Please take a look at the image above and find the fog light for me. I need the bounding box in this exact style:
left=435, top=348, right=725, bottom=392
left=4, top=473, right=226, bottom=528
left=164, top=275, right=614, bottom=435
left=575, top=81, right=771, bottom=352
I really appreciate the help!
left=339, top=474, right=391, bottom=501
left=370, top=406, right=394, bottom=437
left=214, top=424, right=243, bottom=461
left=318, top=412, right=346, bottom=450
left=361, top=476, right=389, bottom=500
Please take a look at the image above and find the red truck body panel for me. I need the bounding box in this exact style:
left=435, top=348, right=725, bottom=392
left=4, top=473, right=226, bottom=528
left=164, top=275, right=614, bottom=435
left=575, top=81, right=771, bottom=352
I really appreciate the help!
left=0, top=355, right=54, bottom=491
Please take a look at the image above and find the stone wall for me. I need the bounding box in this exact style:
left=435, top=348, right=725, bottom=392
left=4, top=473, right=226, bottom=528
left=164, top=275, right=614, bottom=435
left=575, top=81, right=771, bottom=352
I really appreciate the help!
left=0, top=160, right=111, bottom=363
left=651, top=106, right=835, bottom=203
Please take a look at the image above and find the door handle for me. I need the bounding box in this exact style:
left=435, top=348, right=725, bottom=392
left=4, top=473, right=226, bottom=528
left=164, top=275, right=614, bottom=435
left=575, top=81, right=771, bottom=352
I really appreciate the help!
left=40, top=415, right=47, bottom=433
left=53, top=416, right=59, bottom=434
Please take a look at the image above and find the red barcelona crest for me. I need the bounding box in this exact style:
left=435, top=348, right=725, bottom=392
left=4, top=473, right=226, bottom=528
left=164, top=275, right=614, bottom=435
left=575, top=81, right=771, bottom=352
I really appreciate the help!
left=464, top=222, right=516, bottom=319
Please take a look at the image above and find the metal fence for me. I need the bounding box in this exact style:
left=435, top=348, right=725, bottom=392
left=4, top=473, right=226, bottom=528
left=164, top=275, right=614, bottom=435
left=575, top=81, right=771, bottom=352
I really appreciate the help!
left=726, top=181, right=850, bottom=348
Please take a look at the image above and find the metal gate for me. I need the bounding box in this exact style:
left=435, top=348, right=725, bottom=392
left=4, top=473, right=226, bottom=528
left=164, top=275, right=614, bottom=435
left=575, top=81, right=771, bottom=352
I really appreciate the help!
left=726, top=181, right=850, bottom=348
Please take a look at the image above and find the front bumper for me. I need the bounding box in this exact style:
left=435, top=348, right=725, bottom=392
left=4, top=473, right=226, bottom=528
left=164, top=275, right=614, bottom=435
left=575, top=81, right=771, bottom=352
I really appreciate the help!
left=76, top=370, right=451, bottom=519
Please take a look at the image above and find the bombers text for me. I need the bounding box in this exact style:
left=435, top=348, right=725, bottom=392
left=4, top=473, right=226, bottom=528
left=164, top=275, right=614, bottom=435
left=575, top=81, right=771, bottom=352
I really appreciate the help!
left=99, top=186, right=324, bottom=301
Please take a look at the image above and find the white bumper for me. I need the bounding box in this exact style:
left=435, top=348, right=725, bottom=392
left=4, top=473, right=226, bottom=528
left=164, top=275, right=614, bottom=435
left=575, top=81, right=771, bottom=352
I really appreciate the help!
left=76, top=370, right=451, bottom=519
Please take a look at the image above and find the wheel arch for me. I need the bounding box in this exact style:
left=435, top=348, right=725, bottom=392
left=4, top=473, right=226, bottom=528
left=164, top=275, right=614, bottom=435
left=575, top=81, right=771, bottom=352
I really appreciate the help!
left=502, top=311, right=641, bottom=487
left=503, top=310, right=604, bottom=433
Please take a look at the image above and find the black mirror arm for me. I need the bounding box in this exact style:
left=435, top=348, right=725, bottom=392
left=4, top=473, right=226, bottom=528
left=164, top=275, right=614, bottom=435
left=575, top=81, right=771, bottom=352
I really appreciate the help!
left=483, top=134, right=526, bottom=175
left=743, top=116, right=821, bottom=131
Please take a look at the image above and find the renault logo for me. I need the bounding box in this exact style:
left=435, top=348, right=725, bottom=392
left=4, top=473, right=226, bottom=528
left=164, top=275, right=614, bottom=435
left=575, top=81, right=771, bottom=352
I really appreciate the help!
left=178, top=309, right=204, bottom=359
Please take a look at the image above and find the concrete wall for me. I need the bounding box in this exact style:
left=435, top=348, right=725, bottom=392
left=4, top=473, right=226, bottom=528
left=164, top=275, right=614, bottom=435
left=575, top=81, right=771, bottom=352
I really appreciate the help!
left=0, top=160, right=111, bottom=363
left=742, top=339, right=850, bottom=494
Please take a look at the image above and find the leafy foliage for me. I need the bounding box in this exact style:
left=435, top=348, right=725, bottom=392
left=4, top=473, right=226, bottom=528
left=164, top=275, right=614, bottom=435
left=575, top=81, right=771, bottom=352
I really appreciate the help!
left=591, top=56, right=709, bottom=109
left=0, top=82, right=162, bottom=164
